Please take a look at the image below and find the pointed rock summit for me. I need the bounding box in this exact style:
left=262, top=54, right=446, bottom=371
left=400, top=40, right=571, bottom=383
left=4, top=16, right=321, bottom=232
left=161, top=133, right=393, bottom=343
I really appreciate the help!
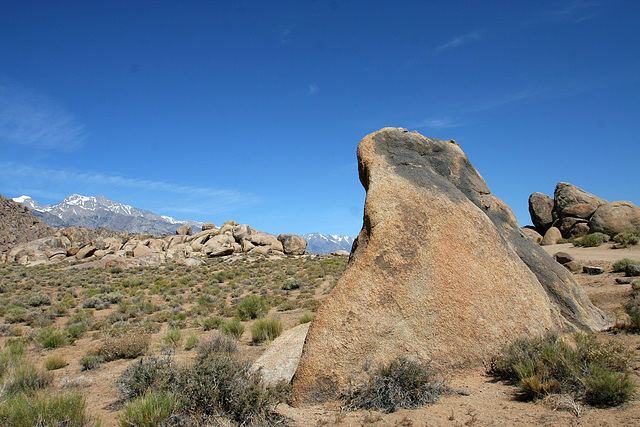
left=291, top=128, right=611, bottom=405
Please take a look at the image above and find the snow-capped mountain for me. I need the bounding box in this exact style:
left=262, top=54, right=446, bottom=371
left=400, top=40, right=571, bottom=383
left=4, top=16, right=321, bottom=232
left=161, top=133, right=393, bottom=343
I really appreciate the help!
left=12, top=194, right=203, bottom=235
left=302, top=233, right=354, bottom=254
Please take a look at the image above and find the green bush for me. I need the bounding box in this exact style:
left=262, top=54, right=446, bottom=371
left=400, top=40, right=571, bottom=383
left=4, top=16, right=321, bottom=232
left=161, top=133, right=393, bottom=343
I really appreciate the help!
left=220, top=318, right=244, bottom=339
left=613, top=232, right=640, bottom=247
left=341, top=357, right=445, bottom=413
left=39, top=328, right=66, bottom=348
left=613, top=258, right=640, bottom=272
left=2, top=362, right=53, bottom=396
left=201, top=316, right=224, bottom=331
left=119, top=391, right=182, bottom=427
left=0, top=392, right=94, bottom=427
left=79, top=355, right=105, bottom=371
left=184, top=334, right=199, bottom=350
left=585, top=366, right=636, bottom=407
left=490, top=333, right=635, bottom=406
left=44, top=354, right=68, bottom=371
left=161, top=327, right=183, bottom=348
left=299, top=313, right=314, bottom=324
left=573, top=233, right=608, bottom=247
left=250, top=317, right=283, bottom=343
left=236, top=295, right=269, bottom=320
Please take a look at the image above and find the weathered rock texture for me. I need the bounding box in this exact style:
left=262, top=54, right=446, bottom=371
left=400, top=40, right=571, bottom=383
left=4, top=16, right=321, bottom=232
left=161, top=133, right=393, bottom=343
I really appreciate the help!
left=251, top=323, right=310, bottom=387
left=0, top=195, right=55, bottom=262
left=529, top=183, right=640, bottom=240
left=4, top=214, right=307, bottom=267
left=292, top=128, right=611, bottom=405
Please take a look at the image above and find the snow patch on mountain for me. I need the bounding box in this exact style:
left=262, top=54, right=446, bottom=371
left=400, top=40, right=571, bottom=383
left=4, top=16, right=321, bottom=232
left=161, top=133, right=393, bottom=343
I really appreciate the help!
left=12, top=194, right=203, bottom=235
left=302, top=233, right=354, bottom=254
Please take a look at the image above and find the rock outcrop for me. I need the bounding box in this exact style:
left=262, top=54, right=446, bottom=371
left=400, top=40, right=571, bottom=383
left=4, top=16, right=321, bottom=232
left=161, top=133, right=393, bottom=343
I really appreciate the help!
left=4, top=221, right=307, bottom=267
left=291, top=128, right=611, bottom=405
left=278, top=234, right=308, bottom=255
left=0, top=195, right=55, bottom=262
left=529, top=183, right=640, bottom=241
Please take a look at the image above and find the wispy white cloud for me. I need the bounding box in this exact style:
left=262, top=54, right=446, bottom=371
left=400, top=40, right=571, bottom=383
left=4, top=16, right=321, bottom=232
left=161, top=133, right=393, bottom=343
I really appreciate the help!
left=0, top=162, right=259, bottom=217
left=436, top=30, right=482, bottom=52
left=279, top=25, right=292, bottom=44
left=308, top=84, right=318, bottom=95
left=460, top=88, right=545, bottom=114
left=530, top=0, right=601, bottom=24
left=414, top=117, right=460, bottom=129
left=0, top=79, right=87, bottom=151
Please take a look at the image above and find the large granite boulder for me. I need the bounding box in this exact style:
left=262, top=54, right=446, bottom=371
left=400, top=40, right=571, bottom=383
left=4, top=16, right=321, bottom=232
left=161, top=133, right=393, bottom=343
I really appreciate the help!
left=589, top=201, right=640, bottom=236
left=553, top=182, right=607, bottom=219
left=278, top=234, right=307, bottom=255
left=291, top=128, right=611, bottom=405
left=528, top=192, right=554, bottom=233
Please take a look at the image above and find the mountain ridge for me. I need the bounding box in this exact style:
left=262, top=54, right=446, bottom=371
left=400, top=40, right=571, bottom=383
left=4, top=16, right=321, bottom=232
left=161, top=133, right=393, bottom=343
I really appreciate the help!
left=12, top=194, right=204, bottom=235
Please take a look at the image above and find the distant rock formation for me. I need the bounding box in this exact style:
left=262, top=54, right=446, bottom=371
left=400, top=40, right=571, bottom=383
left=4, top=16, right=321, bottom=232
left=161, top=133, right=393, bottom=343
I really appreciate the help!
left=529, top=183, right=640, bottom=241
left=291, top=128, right=611, bottom=405
left=3, top=217, right=308, bottom=267
left=0, top=195, right=55, bottom=262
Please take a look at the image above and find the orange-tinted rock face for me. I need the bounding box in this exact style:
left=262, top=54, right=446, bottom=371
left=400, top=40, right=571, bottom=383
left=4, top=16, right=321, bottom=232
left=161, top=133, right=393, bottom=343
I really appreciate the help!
left=291, top=128, right=611, bottom=406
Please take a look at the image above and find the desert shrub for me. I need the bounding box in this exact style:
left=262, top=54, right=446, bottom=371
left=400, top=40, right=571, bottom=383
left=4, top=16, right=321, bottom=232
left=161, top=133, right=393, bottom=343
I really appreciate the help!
left=282, top=277, right=303, bottom=291
left=184, top=334, right=199, bottom=350
left=0, top=392, right=93, bottom=427
left=44, top=354, right=68, bottom=371
left=220, top=318, right=244, bottom=339
left=490, top=333, right=635, bottom=406
left=82, top=295, right=109, bottom=310
left=250, top=317, right=283, bottom=343
left=299, top=312, right=314, bottom=324
left=613, top=258, right=640, bottom=272
left=196, top=333, right=238, bottom=358
left=93, top=333, right=150, bottom=362
left=573, top=233, right=608, bottom=247
left=585, top=366, right=636, bottom=407
left=201, top=316, right=224, bottom=331
left=117, top=356, right=176, bottom=400
left=613, top=232, right=640, bottom=247
left=119, top=391, right=182, bottom=427
left=341, top=357, right=445, bottom=413
left=27, top=292, right=51, bottom=307
left=38, top=328, right=66, bottom=348
left=2, top=362, right=53, bottom=396
left=79, top=355, right=105, bottom=371
left=161, top=327, right=183, bottom=348
left=173, top=353, right=284, bottom=425
left=236, top=295, right=269, bottom=320
left=5, top=306, right=30, bottom=323
left=65, top=323, right=88, bottom=340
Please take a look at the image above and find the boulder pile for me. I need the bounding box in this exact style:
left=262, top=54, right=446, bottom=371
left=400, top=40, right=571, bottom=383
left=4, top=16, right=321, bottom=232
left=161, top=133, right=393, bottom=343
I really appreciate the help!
left=529, top=183, right=640, bottom=244
left=4, top=221, right=307, bottom=267
left=291, top=128, right=611, bottom=405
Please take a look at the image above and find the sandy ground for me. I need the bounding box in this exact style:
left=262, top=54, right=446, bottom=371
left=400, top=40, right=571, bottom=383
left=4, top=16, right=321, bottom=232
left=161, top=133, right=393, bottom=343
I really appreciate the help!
left=277, top=243, right=640, bottom=426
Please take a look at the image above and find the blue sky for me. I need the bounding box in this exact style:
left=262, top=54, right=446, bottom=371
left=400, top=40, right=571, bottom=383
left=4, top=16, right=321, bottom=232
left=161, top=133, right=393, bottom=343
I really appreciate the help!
left=1, top=1, right=638, bottom=237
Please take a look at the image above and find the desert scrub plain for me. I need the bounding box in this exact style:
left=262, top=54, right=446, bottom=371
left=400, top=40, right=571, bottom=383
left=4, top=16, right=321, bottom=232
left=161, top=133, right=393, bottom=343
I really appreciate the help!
left=0, top=253, right=346, bottom=425
left=2, top=244, right=640, bottom=426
